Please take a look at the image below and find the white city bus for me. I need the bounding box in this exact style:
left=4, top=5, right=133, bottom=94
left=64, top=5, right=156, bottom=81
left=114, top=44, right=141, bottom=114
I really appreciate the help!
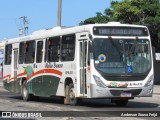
left=3, top=22, right=154, bottom=106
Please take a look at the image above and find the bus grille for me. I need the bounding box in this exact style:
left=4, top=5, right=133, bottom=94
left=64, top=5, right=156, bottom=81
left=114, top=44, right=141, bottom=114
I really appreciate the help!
left=101, top=75, right=147, bottom=81
left=110, top=89, right=142, bottom=96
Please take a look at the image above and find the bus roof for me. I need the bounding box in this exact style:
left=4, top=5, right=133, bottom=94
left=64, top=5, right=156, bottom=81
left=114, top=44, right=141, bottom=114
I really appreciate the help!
left=5, top=22, right=147, bottom=44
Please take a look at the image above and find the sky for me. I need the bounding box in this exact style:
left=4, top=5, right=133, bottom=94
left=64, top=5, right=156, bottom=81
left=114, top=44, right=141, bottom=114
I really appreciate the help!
left=0, top=0, right=113, bottom=41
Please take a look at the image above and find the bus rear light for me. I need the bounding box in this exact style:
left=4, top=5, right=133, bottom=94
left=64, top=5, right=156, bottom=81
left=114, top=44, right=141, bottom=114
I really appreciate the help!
left=1, top=68, right=3, bottom=79
left=87, top=66, right=90, bottom=72
left=1, top=63, right=3, bottom=79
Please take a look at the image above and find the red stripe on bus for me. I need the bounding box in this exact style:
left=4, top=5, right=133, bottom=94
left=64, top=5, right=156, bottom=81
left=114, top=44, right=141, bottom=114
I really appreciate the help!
left=33, top=69, right=62, bottom=77
left=3, top=75, right=11, bottom=80
left=3, top=68, right=62, bottom=81
left=17, top=72, right=27, bottom=77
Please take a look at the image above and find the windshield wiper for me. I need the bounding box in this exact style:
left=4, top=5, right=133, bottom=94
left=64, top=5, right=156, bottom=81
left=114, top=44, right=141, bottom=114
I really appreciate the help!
left=108, top=36, right=122, bottom=60
left=128, top=37, right=138, bottom=56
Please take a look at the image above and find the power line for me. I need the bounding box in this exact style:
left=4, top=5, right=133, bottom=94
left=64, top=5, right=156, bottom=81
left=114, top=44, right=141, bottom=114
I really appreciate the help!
left=19, top=16, right=29, bottom=37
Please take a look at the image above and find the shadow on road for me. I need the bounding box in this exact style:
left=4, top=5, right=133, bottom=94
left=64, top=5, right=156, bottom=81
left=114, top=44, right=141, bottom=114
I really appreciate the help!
left=8, top=95, right=159, bottom=108
left=79, top=99, right=159, bottom=108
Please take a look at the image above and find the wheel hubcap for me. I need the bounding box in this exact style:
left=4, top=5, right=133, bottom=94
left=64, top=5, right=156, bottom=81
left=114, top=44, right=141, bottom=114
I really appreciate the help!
left=23, top=86, right=27, bottom=97
left=70, top=88, right=75, bottom=100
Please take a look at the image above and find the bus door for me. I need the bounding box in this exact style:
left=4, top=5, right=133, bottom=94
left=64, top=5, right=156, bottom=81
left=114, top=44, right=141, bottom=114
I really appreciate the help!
left=77, top=32, right=89, bottom=97
left=13, top=49, right=18, bottom=80
left=13, top=48, right=19, bottom=92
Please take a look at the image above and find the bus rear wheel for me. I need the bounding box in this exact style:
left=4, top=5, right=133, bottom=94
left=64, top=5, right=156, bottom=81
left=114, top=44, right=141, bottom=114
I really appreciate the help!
left=114, top=100, right=128, bottom=107
left=22, top=80, right=32, bottom=101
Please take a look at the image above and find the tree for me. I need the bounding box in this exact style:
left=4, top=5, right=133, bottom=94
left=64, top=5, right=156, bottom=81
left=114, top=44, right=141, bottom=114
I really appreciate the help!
left=79, top=12, right=110, bottom=25
left=109, top=0, right=141, bottom=24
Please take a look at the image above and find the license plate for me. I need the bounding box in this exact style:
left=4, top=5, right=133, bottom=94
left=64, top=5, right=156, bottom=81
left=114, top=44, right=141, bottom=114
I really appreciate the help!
left=120, top=92, right=132, bottom=97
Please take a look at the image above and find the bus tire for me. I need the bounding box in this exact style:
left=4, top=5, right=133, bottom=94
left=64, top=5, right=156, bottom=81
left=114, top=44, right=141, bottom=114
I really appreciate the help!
left=115, top=100, right=128, bottom=107
left=64, top=84, right=70, bottom=104
left=22, top=80, right=32, bottom=101
left=69, top=83, right=82, bottom=106
left=33, top=96, right=39, bottom=101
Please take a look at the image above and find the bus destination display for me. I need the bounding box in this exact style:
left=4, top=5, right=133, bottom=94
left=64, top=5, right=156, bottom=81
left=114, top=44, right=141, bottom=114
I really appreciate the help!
left=93, top=27, right=148, bottom=36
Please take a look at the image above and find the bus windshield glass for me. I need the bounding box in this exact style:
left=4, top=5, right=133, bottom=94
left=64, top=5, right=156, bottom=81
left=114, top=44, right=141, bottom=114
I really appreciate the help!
left=93, top=38, right=151, bottom=75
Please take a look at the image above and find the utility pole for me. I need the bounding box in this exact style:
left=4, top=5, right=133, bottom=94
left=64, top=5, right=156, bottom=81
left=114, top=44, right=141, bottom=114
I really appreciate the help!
left=19, top=16, right=29, bottom=37
left=57, top=0, right=62, bottom=27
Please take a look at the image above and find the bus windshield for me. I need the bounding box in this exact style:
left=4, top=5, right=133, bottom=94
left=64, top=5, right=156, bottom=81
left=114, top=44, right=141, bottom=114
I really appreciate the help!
left=93, top=38, right=151, bottom=75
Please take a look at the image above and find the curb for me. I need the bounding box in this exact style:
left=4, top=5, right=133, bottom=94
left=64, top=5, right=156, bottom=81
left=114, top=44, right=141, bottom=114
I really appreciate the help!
left=153, top=93, right=160, bottom=95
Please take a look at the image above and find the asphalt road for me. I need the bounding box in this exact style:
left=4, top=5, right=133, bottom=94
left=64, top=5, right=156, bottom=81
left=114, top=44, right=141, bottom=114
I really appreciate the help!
left=0, top=79, right=160, bottom=120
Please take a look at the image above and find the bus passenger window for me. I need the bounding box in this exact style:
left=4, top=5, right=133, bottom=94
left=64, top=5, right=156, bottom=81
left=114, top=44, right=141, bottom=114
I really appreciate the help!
left=25, top=41, right=35, bottom=63
left=19, top=42, right=25, bottom=64
left=47, top=37, right=60, bottom=62
left=5, top=44, right=12, bottom=65
left=61, top=34, right=75, bottom=61
left=36, top=41, right=43, bottom=63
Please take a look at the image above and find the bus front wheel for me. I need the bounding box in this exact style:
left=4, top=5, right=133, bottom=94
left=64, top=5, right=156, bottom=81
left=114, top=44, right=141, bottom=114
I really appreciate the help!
left=69, top=83, right=82, bottom=105
left=64, top=83, right=82, bottom=105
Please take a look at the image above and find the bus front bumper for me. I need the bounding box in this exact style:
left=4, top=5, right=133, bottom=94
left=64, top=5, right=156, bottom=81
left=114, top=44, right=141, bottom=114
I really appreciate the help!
left=90, top=84, right=153, bottom=98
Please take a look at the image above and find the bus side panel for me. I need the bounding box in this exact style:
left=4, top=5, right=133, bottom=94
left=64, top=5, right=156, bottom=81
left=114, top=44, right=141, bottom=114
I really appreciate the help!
left=3, top=78, right=21, bottom=93
left=28, top=75, right=61, bottom=97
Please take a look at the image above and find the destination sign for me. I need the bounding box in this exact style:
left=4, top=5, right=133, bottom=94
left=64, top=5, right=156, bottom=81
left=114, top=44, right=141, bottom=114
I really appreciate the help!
left=93, top=27, right=148, bottom=36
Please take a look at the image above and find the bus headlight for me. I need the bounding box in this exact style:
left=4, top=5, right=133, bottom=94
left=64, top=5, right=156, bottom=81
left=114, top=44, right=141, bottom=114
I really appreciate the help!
left=93, top=75, right=106, bottom=88
left=145, top=75, right=154, bottom=87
